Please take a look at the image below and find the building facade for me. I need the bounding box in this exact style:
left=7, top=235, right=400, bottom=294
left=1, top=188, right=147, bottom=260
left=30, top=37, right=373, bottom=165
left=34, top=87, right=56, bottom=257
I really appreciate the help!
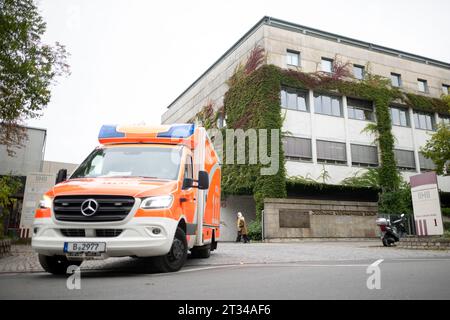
left=162, top=16, right=450, bottom=191
left=0, top=126, right=78, bottom=237
left=162, top=17, right=450, bottom=191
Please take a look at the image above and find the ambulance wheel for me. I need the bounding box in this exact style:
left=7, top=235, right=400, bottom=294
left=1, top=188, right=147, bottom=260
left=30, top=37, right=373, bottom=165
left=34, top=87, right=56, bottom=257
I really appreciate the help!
left=38, top=254, right=82, bottom=275
left=190, top=244, right=211, bottom=259
left=152, top=227, right=187, bottom=273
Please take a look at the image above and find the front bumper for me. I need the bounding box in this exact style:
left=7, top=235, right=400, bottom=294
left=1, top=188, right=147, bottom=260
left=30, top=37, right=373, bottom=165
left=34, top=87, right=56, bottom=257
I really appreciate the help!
left=31, top=216, right=178, bottom=259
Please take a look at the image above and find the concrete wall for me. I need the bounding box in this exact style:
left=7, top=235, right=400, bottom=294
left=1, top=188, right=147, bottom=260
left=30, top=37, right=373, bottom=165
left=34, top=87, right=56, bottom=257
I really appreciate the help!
left=0, top=127, right=46, bottom=176
left=264, top=198, right=378, bottom=239
left=219, top=195, right=256, bottom=242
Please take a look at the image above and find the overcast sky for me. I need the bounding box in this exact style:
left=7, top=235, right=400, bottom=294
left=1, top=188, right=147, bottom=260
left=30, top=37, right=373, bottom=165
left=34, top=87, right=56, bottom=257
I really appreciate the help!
left=27, top=0, right=450, bottom=164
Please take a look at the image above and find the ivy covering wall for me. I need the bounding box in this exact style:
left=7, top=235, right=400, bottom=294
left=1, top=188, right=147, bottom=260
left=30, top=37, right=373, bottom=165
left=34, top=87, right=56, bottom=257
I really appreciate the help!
left=194, top=48, right=450, bottom=218
left=221, top=63, right=287, bottom=219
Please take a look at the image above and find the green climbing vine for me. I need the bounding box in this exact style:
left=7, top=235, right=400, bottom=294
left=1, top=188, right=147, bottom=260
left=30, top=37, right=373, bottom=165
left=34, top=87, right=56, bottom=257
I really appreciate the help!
left=222, top=61, right=287, bottom=219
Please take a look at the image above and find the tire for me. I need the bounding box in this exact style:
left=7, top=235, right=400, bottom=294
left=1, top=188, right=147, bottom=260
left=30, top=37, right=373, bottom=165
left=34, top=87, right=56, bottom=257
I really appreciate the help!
left=190, top=244, right=211, bottom=259
left=387, top=237, right=396, bottom=246
left=38, top=254, right=82, bottom=275
left=382, top=237, right=395, bottom=247
left=152, top=227, right=187, bottom=273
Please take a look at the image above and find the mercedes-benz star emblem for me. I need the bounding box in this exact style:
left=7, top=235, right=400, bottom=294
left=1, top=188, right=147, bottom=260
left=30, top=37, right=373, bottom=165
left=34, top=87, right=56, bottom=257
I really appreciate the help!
left=81, top=199, right=99, bottom=217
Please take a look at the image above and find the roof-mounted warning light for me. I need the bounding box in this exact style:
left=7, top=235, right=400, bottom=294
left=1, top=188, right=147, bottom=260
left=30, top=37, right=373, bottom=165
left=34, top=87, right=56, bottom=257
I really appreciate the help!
left=98, top=123, right=196, bottom=145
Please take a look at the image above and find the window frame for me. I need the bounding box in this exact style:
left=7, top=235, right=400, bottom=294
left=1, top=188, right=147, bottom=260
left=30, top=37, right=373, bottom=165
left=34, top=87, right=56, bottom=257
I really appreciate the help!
left=394, top=149, right=416, bottom=172
left=442, top=84, right=450, bottom=95
left=390, top=106, right=410, bottom=128
left=417, top=79, right=429, bottom=93
left=314, top=93, right=343, bottom=117
left=281, top=87, right=309, bottom=112
left=439, top=115, right=450, bottom=125
left=350, top=143, right=379, bottom=168
left=413, top=110, right=435, bottom=131
left=316, top=140, right=347, bottom=165
left=347, top=97, right=375, bottom=122
left=282, top=136, right=313, bottom=162
left=418, top=152, right=436, bottom=172
left=390, top=73, right=402, bottom=88
left=353, top=65, right=365, bottom=80
left=286, top=50, right=300, bottom=67
left=321, top=58, right=334, bottom=73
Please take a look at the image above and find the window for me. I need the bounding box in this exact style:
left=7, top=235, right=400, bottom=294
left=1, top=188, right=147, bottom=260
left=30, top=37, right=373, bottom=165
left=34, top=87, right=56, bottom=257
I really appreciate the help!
left=390, top=106, right=410, bottom=127
left=391, top=73, right=402, bottom=87
left=283, top=137, right=312, bottom=161
left=418, top=79, right=428, bottom=93
left=321, top=58, right=333, bottom=73
left=71, top=146, right=182, bottom=180
left=351, top=144, right=378, bottom=167
left=216, top=114, right=225, bottom=128
left=286, top=50, right=300, bottom=67
left=413, top=111, right=435, bottom=131
left=281, top=88, right=308, bottom=112
left=443, top=84, right=450, bottom=95
left=314, top=94, right=342, bottom=117
left=353, top=65, right=365, bottom=80
left=347, top=98, right=374, bottom=121
left=184, top=155, right=193, bottom=180
left=316, top=140, right=347, bottom=164
left=440, top=115, right=450, bottom=125
left=394, top=149, right=416, bottom=171
left=419, top=152, right=435, bottom=171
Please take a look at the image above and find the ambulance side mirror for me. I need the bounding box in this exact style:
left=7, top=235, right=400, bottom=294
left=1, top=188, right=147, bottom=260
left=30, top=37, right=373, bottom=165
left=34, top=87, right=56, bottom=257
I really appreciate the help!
left=197, top=171, right=209, bottom=190
left=182, top=178, right=194, bottom=190
left=55, top=169, right=68, bottom=184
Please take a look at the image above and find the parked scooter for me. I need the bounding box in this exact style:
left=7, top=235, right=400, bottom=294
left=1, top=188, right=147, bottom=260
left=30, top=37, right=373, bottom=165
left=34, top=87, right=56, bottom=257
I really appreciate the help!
left=376, top=214, right=406, bottom=247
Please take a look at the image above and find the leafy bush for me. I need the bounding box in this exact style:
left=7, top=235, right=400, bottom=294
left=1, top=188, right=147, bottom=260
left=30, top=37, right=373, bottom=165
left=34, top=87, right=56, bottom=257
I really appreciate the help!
left=444, top=222, right=450, bottom=232
left=378, top=182, right=413, bottom=215
left=442, top=207, right=450, bottom=217
left=247, top=219, right=262, bottom=241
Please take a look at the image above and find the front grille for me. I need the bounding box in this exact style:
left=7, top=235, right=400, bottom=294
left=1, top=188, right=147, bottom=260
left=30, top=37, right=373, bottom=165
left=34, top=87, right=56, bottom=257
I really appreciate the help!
left=54, top=195, right=135, bottom=222
left=61, top=229, right=85, bottom=237
left=95, top=229, right=123, bottom=237
left=60, top=229, right=123, bottom=237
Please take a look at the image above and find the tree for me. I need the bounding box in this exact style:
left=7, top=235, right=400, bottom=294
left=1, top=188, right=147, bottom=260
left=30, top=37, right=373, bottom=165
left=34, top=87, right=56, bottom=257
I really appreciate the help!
left=420, top=123, right=450, bottom=175
left=0, top=0, right=69, bottom=155
left=0, top=175, right=22, bottom=237
left=378, top=181, right=413, bottom=215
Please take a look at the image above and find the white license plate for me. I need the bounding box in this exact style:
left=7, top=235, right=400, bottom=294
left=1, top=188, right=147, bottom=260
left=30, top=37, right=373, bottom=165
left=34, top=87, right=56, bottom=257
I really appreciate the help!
left=64, top=242, right=106, bottom=253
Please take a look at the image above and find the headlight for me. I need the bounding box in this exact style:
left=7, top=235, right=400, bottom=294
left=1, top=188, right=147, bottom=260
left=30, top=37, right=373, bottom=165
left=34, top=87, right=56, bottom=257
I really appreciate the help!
left=140, top=195, right=173, bottom=209
left=39, top=195, right=52, bottom=209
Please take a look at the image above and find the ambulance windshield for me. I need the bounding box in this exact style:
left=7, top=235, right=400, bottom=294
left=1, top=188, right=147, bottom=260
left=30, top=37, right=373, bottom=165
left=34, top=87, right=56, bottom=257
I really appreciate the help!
left=71, top=146, right=182, bottom=180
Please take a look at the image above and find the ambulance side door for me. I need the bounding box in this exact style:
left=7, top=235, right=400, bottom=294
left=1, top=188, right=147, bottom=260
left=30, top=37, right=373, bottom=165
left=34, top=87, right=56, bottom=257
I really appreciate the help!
left=180, top=153, right=196, bottom=223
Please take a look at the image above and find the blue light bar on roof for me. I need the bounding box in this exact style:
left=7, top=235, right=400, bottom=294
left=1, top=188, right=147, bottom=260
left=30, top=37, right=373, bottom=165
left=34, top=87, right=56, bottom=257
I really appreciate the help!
left=98, top=125, right=125, bottom=139
left=157, top=124, right=195, bottom=138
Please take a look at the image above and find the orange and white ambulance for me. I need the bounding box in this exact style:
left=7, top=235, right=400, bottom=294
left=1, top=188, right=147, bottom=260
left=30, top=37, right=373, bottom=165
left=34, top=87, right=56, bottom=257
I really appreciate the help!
left=32, top=124, right=221, bottom=274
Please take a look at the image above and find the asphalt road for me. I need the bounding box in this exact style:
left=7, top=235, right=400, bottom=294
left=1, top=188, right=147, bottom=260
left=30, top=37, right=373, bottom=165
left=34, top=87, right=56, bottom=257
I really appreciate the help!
left=1, top=257, right=450, bottom=299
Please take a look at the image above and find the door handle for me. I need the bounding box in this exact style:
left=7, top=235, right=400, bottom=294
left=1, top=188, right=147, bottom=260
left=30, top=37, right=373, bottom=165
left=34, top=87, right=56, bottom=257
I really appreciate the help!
left=180, top=197, right=196, bottom=203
